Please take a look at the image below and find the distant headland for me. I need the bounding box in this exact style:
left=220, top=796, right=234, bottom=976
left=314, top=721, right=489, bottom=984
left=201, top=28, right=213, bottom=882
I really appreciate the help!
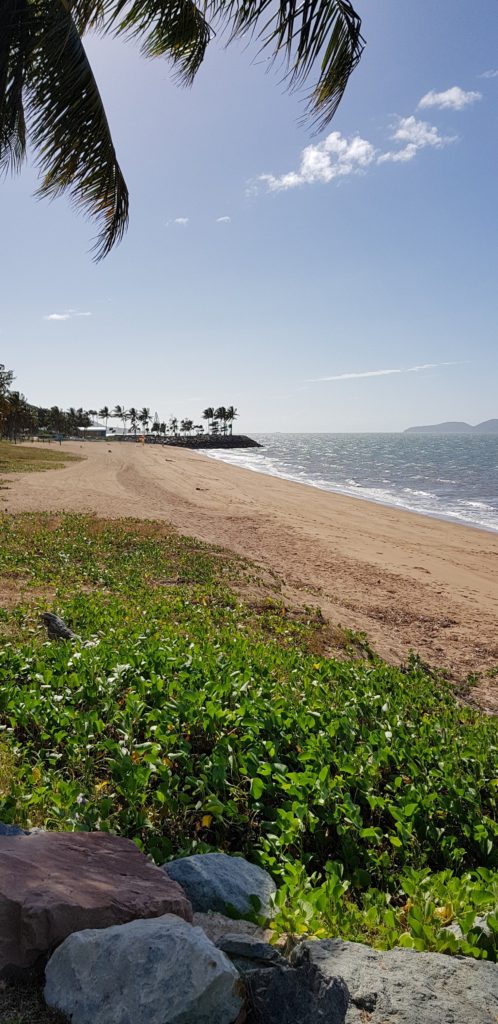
left=404, top=419, right=498, bottom=435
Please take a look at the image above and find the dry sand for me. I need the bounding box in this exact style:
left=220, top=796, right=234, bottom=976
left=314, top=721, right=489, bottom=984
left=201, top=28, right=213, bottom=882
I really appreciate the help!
left=3, top=441, right=498, bottom=712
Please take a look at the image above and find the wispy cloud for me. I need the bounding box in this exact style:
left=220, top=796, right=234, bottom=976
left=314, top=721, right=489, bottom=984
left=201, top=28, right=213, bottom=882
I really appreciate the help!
left=378, top=116, right=456, bottom=164
left=166, top=217, right=189, bottom=227
left=418, top=86, right=481, bottom=111
left=480, top=69, right=498, bottom=79
left=259, top=132, right=376, bottom=192
left=216, top=216, right=231, bottom=223
left=309, top=362, right=462, bottom=383
left=44, top=310, right=92, bottom=321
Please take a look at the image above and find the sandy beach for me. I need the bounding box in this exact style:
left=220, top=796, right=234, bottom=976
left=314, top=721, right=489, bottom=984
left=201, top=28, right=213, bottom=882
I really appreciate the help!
left=2, top=441, right=498, bottom=712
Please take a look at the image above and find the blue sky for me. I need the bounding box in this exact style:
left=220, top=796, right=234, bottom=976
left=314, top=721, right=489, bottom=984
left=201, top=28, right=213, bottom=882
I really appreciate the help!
left=1, top=0, right=497, bottom=431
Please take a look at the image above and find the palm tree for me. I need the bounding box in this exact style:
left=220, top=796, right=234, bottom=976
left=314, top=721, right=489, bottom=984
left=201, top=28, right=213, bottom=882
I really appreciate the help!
left=226, top=406, right=238, bottom=435
left=215, top=406, right=227, bottom=435
left=202, top=407, right=214, bottom=434
left=128, top=407, right=139, bottom=436
left=139, top=407, right=151, bottom=434
left=169, top=416, right=178, bottom=436
left=0, top=4, right=363, bottom=259
left=112, top=404, right=129, bottom=433
left=99, top=406, right=110, bottom=432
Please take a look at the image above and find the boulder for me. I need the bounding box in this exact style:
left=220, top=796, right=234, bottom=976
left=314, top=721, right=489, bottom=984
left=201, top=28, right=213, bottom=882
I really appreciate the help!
left=194, top=911, right=269, bottom=945
left=44, top=913, right=244, bottom=1024
left=292, top=938, right=498, bottom=1024
left=243, top=961, right=349, bottom=1024
left=164, top=853, right=276, bottom=917
left=0, top=830, right=192, bottom=979
left=216, top=934, right=287, bottom=975
left=0, top=822, right=26, bottom=835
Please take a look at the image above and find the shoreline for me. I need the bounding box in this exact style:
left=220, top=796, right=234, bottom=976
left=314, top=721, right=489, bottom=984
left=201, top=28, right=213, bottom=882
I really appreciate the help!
left=2, top=441, right=497, bottom=712
left=201, top=448, right=498, bottom=535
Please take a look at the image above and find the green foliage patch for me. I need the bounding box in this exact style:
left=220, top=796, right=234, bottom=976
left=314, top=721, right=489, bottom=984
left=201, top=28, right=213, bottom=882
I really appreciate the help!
left=0, top=513, right=497, bottom=961
left=0, top=442, right=79, bottom=475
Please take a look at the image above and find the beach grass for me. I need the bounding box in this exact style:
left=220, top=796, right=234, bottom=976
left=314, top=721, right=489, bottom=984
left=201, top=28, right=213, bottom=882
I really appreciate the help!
left=0, top=442, right=80, bottom=477
left=0, top=511, right=497, bottom=1014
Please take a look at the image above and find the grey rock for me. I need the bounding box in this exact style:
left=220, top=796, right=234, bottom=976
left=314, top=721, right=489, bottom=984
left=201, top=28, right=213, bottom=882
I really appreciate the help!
left=0, top=822, right=26, bottom=836
left=217, top=935, right=287, bottom=976
left=164, top=853, right=276, bottom=917
left=292, top=938, right=498, bottom=1024
left=193, top=912, right=269, bottom=945
left=445, top=913, right=493, bottom=942
left=44, top=914, right=244, bottom=1024
left=244, top=962, right=349, bottom=1024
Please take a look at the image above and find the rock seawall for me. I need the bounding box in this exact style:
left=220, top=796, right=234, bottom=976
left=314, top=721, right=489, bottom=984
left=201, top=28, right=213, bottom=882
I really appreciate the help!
left=146, top=434, right=261, bottom=449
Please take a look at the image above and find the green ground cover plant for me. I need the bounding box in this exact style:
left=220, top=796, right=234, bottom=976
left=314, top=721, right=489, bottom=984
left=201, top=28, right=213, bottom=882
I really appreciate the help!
left=0, top=442, right=79, bottom=476
left=0, top=513, right=497, bottom=963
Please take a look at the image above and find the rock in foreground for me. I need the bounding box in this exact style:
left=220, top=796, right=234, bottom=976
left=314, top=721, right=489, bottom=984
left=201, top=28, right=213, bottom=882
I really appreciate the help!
left=193, top=911, right=269, bottom=945
left=44, top=914, right=244, bottom=1024
left=292, top=939, right=498, bottom=1024
left=164, top=852, right=276, bottom=917
left=244, top=961, right=349, bottom=1024
left=0, top=831, right=192, bottom=978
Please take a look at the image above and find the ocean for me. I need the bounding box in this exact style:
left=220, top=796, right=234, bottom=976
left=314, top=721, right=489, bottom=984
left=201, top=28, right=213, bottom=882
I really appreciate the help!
left=202, top=433, right=498, bottom=532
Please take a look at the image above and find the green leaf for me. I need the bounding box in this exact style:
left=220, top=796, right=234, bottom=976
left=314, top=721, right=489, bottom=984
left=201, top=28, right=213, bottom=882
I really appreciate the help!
left=250, top=777, right=265, bottom=800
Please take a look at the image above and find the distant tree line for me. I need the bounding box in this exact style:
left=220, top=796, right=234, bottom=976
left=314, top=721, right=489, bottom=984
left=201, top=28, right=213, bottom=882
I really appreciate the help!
left=104, top=405, right=238, bottom=437
left=0, top=366, right=239, bottom=441
left=0, top=364, right=93, bottom=439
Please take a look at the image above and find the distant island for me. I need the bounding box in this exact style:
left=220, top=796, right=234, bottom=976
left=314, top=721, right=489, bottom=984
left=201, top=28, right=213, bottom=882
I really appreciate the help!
left=404, top=419, right=498, bottom=435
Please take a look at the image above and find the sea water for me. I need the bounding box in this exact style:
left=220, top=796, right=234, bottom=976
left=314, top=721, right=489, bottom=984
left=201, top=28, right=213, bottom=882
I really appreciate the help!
left=202, top=433, right=498, bottom=532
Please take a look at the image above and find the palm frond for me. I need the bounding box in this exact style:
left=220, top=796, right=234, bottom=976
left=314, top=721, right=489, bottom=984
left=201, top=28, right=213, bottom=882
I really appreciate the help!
left=26, top=0, right=128, bottom=259
left=69, top=0, right=108, bottom=34
left=0, top=0, right=30, bottom=173
left=213, top=0, right=364, bottom=128
left=101, top=0, right=212, bottom=84
left=1, top=0, right=363, bottom=260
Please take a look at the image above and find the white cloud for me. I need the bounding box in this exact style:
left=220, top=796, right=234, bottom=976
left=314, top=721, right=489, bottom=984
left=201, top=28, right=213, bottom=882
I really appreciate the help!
left=378, top=115, right=456, bottom=164
left=310, top=362, right=461, bottom=383
left=44, top=310, right=92, bottom=321
left=216, top=216, right=231, bottom=223
left=418, top=86, right=481, bottom=110
left=258, top=115, right=455, bottom=190
left=480, top=69, right=498, bottom=79
left=259, top=131, right=376, bottom=192
left=174, top=217, right=189, bottom=226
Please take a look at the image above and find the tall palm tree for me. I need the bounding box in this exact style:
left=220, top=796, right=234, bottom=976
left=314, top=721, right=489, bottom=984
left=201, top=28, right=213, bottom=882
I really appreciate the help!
left=215, top=406, right=227, bottom=435
left=226, top=406, right=238, bottom=435
left=202, top=407, right=214, bottom=434
left=99, top=406, right=110, bottom=432
left=0, top=3, right=363, bottom=259
left=128, top=407, right=139, bottom=436
left=169, top=416, right=178, bottom=436
left=112, top=404, right=128, bottom=433
left=139, top=407, right=151, bottom=433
